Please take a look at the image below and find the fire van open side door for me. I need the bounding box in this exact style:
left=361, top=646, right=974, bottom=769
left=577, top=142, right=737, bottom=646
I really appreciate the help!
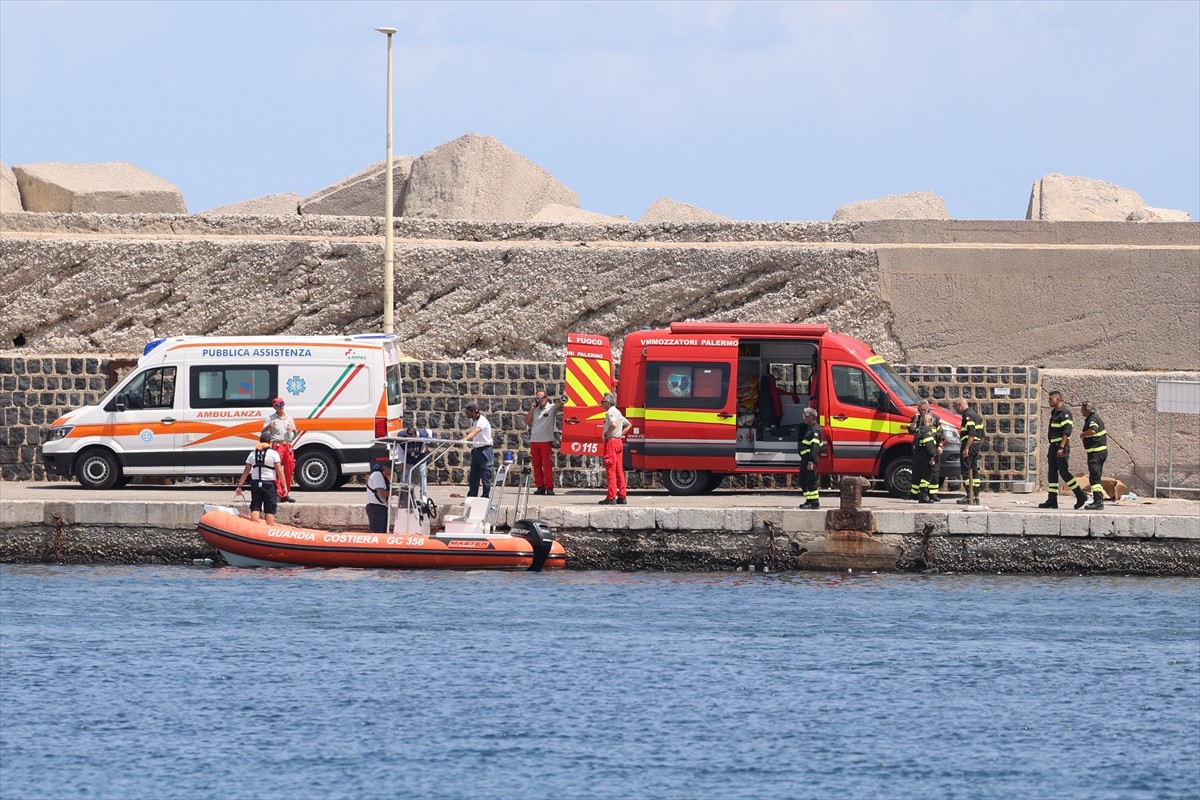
left=561, top=333, right=612, bottom=459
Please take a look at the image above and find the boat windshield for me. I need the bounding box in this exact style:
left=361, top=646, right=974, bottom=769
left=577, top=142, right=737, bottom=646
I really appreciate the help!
left=869, top=361, right=922, bottom=407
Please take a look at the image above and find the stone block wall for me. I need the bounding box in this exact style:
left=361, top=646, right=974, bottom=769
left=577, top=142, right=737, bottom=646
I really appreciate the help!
left=3, top=355, right=1044, bottom=492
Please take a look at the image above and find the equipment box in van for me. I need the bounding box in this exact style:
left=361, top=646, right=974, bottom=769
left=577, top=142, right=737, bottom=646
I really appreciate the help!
left=42, top=334, right=404, bottom=490
left=563, top=323, right=960, bottom=496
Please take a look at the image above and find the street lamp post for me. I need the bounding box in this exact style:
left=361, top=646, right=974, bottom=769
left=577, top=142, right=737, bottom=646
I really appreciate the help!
left=376, top=26, right=398, bottom=334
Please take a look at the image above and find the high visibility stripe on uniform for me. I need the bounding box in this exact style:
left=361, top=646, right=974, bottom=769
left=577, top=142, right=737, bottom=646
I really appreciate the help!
left=1085, top=445, right=1108, bottom=453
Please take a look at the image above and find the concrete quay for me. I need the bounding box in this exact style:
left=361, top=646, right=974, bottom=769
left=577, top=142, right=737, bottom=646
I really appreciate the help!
left=1, top=482, right=1197, bottom=575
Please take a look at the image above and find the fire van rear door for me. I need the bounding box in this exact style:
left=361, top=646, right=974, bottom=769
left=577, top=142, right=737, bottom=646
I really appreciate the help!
left=561, top=333, right=612, bottom=459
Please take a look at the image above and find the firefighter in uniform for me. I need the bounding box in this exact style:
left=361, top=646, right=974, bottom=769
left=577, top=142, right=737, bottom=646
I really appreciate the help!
left=908, top=400, right=944, bottom=501
left=1079, top=401, right=1108, bottom=511
left=1039, top=390, right=1088, bottom=509
left=797, top=407, right=822, bottom=509
left=954, top=397, right=984, bottom=506
left=913, top=412, right=939, bottom=504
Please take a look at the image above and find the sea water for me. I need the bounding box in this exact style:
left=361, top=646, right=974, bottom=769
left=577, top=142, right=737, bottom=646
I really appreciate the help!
left=1, top=566, right=1197, bottom=800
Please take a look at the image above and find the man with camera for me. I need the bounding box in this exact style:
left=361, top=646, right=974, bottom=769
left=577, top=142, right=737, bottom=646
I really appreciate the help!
left=523, top=389, right=559, bottom=495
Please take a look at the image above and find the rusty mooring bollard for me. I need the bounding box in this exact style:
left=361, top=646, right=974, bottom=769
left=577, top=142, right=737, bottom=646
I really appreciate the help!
left=827, top=476, right=875, bottom=534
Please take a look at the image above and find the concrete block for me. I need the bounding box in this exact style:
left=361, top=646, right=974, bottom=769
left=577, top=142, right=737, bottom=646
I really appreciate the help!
left=203, top=193, right=300, bottom=216
left=13, top=162, right=187, bottom=214
left=403, top=134, right=577, bottom=221
left=1058, top=514, right=1091, bottom=538
left=913, top=512, right=948, bottom=535
left=73, top=501, right=149, bottom=526
left=675, top=508, right=721, bottom=530
left=1023, top=514, right=1061, bottom=537
left=559, top=507, right=591, bottom=530
left=531, top=506, right=563, bottom=528
left=780, top=509, right=823, bottom=533
left=625, top=507, right=656, bottom=530
left=654, top=508, right=678, bottom=530
left=1156, top=516, right=1200, bottom=540
left=302, top=159, right=413, bottom=217
left=754, top=510, right=786, bottom=531
left=987, top=513, right=1025, bottom=536
left=1128, top=515, right=1157, bottom=538
left=873, top=510, right=915, bottom=534
left=0, top=501, right=43, bottom=526
left=947, top=511, right=988, bottom=535
left=0, top=161, right=22, bottom=212
left=724, top=509, right=755, bottom=531
left=589, top=508, right=625, bottom=529
left=157, top=503, right=203, bottom=529
left=1088, top=515, right=1119, bottom=538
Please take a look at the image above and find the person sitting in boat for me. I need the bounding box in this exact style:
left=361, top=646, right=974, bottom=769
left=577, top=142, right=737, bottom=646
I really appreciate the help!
left=234, top=432, right=282, bottom=525
left=366, top=459, right=391, bottom=533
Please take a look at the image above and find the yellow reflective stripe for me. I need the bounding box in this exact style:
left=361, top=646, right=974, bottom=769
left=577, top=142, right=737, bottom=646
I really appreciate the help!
left=829, top=416, right=908, bottom=434
left=625, top=407, right=645, bottom=420
left=566, top=356, right=611, bottom=407
left=1085, top=445, right=1108, bottom=453
left=643, top=409, right=735, bottom=426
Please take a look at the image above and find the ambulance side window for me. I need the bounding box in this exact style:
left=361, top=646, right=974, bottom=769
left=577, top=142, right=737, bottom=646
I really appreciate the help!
left=191, top=365, right=276, bottom=409
left=831, top=365, right=884, bottom=410
left=108, top=367, right=176, bottom=411
left=645, top=362, right=729, bottom=409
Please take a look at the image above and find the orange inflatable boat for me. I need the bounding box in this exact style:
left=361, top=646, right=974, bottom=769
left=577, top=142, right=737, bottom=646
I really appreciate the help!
left=198, top=506, right=565, bottom=570
left=199, top=435, right=566, bottom=571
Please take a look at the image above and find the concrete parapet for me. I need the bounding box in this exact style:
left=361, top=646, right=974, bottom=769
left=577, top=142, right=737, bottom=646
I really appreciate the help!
left=1156, top=516, right=1200, bottom=540
left=0, top=501, right=43, bottom=525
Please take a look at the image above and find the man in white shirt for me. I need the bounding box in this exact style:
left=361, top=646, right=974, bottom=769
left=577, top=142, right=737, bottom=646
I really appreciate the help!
left=599, top=392, right=632, bottom=505
left=365, top=460, right=391, bottom=533
left=523, top=389, right=558, bottom=495
left=234, top=432, right=283, bottom=524
left=262, top=397, right=298, bottom=503
left=462, top=401, right=494, bottom=498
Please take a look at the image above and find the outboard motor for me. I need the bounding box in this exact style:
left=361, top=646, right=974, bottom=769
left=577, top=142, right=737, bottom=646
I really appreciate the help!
left=512, top=519, right=555, bottom=572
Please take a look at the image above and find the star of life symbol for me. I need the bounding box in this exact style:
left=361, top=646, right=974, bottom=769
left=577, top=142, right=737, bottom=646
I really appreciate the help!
left=287, top=376, right=306, bottom=396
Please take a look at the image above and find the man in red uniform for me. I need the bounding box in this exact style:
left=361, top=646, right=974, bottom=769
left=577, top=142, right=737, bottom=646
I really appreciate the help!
left=598, top=393, right=632, bottom=505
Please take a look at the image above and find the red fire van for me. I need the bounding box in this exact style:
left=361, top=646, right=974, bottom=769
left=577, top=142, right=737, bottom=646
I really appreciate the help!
left=563, top=323, right=960, bottom=496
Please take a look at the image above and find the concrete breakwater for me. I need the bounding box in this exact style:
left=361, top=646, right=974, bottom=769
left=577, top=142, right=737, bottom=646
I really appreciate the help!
left=3, top=494, right=1198, bottom=576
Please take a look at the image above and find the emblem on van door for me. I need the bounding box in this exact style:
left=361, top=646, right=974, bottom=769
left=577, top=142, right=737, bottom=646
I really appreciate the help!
left=139, top=429, right=154, bottom=443
left=286, top=376, right=306, bottom=396
left=667, top=372, right=692, bottom=397
left=343, top=349, right=368, bottom=363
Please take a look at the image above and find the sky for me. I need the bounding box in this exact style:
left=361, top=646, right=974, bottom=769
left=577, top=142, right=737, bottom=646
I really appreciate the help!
left=1, top=0, right=1197, bottom=221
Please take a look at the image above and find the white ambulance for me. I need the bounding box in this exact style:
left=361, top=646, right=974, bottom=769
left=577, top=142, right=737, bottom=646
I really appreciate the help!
left=41, top=334, right=405, bottom=490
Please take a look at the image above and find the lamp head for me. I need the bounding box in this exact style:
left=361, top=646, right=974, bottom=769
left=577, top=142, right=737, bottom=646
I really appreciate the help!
left=376, top=26, right=398, bottom=35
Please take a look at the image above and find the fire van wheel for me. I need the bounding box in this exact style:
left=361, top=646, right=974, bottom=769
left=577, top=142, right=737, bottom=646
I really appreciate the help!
left=295, top=449, right=339, bottom=492
left=661, top=468, right=710, bottom=496
left=76, top=449, right=122, bottom=490
left=883, top=456, right=913, bottom=498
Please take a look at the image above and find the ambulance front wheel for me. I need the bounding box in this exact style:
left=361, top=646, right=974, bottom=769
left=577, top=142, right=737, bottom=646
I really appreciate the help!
left=295, top=449, right=339, bottom=492
left=76, top=448, right=122, bottom=490
left=661, top=468, right=710, bottom=496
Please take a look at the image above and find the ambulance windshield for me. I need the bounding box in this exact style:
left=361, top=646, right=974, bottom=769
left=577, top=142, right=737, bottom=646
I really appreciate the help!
left=869, top=361, right=921, bottom=407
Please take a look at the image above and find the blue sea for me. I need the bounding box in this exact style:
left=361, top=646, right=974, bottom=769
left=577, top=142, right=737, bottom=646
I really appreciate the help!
left=1, top=566, right=1198, bottom=800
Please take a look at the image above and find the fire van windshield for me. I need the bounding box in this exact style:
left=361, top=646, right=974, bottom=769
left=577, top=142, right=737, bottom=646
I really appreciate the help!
left=869, top=361, right=922, bottom=407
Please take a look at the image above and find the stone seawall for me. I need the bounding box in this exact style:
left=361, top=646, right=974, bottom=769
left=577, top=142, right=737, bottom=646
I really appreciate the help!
left=3, top=499, right=1197, bottom=575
